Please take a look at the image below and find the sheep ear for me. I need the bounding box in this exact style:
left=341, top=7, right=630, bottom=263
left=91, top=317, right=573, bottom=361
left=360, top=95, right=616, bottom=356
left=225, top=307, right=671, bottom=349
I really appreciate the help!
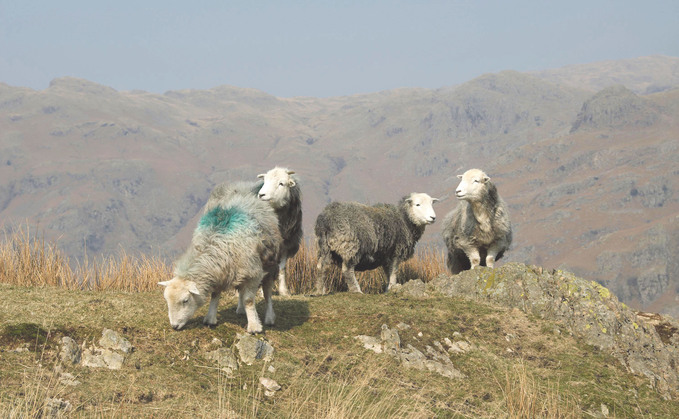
left=405, top=197, right=413, bottom=203
left=432, top=198, right=439, bottom=203
left=286, top=170, right=295, bottom=175
left=288, top=179, right=296, bottom=187
left=457, top=174, right=463, bottom=179
left=158, top=281, right=171, bottom=287
left=483, top=176, right=491, bottom=183
left=257, top=174, right=265, bottom=179
left=188, top=282, right=201, bottom=295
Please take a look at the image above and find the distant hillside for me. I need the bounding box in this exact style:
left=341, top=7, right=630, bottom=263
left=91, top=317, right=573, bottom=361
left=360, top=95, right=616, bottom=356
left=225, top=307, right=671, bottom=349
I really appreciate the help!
left=532, top=54, right=679, bottom=94
left=1, top=55, right=678, bottom=315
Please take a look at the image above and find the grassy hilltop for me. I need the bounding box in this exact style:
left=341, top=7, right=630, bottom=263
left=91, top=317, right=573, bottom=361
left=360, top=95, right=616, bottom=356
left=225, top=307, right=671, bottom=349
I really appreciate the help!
left=2, top=229, right=679, bottom=417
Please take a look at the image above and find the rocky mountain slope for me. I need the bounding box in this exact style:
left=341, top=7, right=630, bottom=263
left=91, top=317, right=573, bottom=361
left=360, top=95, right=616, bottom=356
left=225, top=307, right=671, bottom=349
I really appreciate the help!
left=1, top=55, right=678, bottom=315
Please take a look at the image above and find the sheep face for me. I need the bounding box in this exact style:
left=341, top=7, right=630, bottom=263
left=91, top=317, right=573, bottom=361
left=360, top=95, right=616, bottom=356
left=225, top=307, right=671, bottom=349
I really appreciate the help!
left=158, top=277, right=205, bottom=330
left=406, top=193, right=438, bottom=225
left=455, top=169, right=490, bottom=202
left=257, top=167, right=296, bottom=209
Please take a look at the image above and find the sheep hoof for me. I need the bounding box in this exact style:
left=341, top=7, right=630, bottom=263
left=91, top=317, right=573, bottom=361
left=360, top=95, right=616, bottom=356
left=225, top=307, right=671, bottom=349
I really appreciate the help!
left=236, top=307, right=245, bottom=315
left=264, top=315, right=276, bottom=326
left=278, top=289, right=290, bottom=297
left=247, top=324, right=263, bottom=334
left=203, top=318, right=217, bottom=327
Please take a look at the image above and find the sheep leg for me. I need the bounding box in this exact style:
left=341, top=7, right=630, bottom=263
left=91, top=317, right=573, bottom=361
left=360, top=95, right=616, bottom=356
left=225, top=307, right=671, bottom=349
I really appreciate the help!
left=466, top=248, right=482, bottom=269
left=485, top=243, right=504, bottom=268
left=385, top=259, right=400, bottom=291
left=277, top=257, right=290, bottom=296
left=343, top=263, right=362, bottom=293
left=315, top=258, right=328, bottom=295
left=203, top=291, right=221, bottom=326
left=238, top=281, right=263, bottom=334
left=262, top=273, right=276, bottom=326
left=236, top=290, right=245, bottom=315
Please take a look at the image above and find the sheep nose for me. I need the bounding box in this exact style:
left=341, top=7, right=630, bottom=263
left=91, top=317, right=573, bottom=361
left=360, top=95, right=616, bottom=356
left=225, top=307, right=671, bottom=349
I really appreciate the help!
left=431, top=216, right=436, bottom=221
left=258, top=193, right=265, bottom=198
left=172, top=324, right=180, bottom=330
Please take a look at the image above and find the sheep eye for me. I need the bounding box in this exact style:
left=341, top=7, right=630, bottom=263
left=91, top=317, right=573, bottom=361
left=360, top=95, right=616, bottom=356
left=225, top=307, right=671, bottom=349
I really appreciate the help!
left=279, top=182, right=284, bottom=186
left=416, top=203, right=421, bottom=206
left=182, top=298, right=189, bottom=305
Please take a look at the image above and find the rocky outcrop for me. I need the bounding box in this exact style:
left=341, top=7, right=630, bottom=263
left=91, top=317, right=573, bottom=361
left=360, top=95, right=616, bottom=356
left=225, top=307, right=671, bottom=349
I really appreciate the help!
left=403, top=263, right=679, bottom=400
left=570, top=85, right=659, bottom=132
left=59, top=329, right=134, bottom=370
left=355, top=324, right=467, bottom=380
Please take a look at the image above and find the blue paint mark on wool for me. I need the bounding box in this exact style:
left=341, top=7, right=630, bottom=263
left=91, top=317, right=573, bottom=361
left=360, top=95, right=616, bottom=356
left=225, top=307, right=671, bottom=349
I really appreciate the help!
left=198, top=206, right=251, bottom=234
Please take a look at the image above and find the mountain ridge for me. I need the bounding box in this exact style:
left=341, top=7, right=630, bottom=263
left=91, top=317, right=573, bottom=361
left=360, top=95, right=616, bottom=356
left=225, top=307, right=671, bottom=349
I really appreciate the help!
left=1, top=55, right=678, bottom=316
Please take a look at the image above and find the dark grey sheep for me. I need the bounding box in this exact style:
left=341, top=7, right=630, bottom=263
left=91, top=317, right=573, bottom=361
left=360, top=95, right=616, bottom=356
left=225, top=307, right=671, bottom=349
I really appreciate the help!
left=442, top=169, right=512, bottom=274
left=314, top=193, right=438, bottom=294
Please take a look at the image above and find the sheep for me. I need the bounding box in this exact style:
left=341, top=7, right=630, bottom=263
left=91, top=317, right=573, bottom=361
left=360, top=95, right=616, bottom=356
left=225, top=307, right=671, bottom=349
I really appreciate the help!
left=256, top=167, right=303, bottom=296
left=314, top=193, right=438, bottom=294
left=159, top=188, right=282, bottom=333
left=442, top=168, right=512, bottom=274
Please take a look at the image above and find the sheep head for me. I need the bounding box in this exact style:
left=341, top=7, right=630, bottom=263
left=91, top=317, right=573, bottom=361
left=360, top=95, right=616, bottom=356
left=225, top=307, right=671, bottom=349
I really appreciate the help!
left=257, top=167, right=296, bottom=209
left=455, top=169, right=490, bottom=202
left=158, top=277, right=205, bottom=330
left=405, top=192, right=438, bottom=225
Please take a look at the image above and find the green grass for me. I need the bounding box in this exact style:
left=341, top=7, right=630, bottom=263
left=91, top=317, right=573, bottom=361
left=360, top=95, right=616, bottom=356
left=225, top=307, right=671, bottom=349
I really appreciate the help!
left=1, top=283, right=676, bottom=418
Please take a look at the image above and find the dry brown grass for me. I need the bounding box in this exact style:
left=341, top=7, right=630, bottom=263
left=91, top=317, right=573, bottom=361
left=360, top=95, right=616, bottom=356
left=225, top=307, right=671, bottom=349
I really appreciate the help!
left=499, top=362, right=582, bottom=419
left=1, top=226, right=447, bottom=294
left=0, top=226, right=171, bottom=292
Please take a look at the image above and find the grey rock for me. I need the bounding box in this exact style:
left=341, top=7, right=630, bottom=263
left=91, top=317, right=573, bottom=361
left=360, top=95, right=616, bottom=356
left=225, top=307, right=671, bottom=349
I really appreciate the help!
left=431, top=263, right=679, bottom=399
left=381, top=324, right=401, bottom=356
left=43, top=397, right=72, bottom=418
left=58, top=372, right=81, bottom=387
left=260, top=377, right=281, bottom=392
left=359, top=325, right=466, bottom=380
left=205, top=347, right=239, bottom=376
left=81, top=348, right=124, bottom=370
left=235, top=334, right=274, bottom=365
left=59, top=337, right=81, bottom=364
left=355, top=335, right=382, bottom=353
left=394, top=279, right=428, bottom=298
left=99, top=329, right=134, bottom=354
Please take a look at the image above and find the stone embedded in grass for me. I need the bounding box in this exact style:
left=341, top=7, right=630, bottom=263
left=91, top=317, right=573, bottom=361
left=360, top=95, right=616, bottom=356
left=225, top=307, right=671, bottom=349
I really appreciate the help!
left=205, top=347, right=239, bottom=376
left=59, top=337, right=81, bottom=364
left=99, top=329, right=134, bottom=354
left=236, top=334, right=274, bottom=365
left=81, top=348, right=125, bottom=370
left=355, top=324, right=466, bottom=380
left=43, top=397, right=72, bottom=417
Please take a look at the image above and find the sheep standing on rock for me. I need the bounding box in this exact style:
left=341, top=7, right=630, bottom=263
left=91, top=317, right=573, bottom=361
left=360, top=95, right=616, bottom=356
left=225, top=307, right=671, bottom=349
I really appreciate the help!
left=256, top=167, right=303, bottom=296
left=159, top=186, right=282, bottom=333
left=314, top=193, right=438, bottom=294
left=442, top=169, right=512, bottom=274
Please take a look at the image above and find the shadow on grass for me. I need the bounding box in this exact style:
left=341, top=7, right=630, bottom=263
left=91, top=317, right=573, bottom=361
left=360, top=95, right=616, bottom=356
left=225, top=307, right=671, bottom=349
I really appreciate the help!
left=200, top=297, right=311, bottom=333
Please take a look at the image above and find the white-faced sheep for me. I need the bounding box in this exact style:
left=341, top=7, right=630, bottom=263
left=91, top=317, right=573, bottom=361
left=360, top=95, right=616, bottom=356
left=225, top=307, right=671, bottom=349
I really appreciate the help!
left=256, top=167, right=303, bottom=296
left=442, top=169, right=512, bottom=274
left=206, top=167, right=303, bottom=297
left=314, top=193, right=438, bottom=294
left=159, top=187, right=282, bottom=333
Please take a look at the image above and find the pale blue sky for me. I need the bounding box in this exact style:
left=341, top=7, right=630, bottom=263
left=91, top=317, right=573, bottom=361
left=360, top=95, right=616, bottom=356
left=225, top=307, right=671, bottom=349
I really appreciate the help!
left=1, top=0, right=677, bottom=97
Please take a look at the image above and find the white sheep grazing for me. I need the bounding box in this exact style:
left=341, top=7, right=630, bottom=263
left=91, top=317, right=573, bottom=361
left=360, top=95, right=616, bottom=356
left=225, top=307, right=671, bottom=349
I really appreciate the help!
left=256, top=167, right=303, bottom=296
left=442, top=169, right=512, bottom=273
left=314, top=193, right=438, bottom=294
left=159, top=191, right=282, bottom=333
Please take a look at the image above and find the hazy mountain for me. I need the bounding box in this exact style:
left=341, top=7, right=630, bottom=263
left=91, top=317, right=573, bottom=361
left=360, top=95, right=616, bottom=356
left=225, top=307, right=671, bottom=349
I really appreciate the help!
left=1, top=55, right=678, bottom=315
